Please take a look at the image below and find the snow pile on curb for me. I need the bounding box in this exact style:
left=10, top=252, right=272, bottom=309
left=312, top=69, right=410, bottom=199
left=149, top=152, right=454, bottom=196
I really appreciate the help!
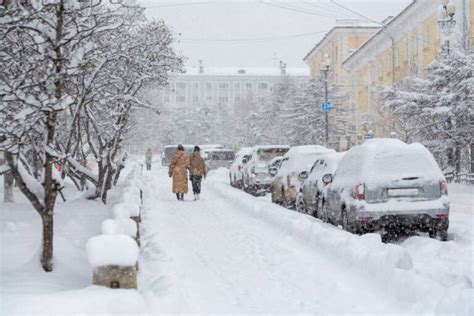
left=86, top=235, right=139, bottom=268
left=206, top=169, right=474, bottom=314
left=86, top=163, right=143, bottom=269
left=207, top=169, right=412, bottom=273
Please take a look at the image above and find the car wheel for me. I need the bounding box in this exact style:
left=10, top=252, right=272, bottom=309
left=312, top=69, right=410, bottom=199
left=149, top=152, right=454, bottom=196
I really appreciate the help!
left=296, top=194, right=306, bottom=213
left=312, top=193, right=320, bottom=218
left=281, top=188, right=289, bottom=208
left=341, top=209, right=354, bottom=233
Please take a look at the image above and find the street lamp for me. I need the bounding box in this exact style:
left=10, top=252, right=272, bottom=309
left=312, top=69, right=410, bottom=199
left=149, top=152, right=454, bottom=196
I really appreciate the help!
left=321, top=55, right=331, bottom=146
left=437, top=0, right=456, bottom=54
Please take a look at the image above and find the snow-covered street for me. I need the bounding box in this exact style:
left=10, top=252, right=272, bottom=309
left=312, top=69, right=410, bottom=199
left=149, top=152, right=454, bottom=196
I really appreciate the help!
left=138, top=165, right=473, bottom=314
left=1, top=161, right=473, bottom=314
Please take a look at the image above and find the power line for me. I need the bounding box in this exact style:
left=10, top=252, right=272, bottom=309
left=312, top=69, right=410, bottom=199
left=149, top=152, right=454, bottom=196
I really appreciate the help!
left=179, top=29, right=331, bottom=43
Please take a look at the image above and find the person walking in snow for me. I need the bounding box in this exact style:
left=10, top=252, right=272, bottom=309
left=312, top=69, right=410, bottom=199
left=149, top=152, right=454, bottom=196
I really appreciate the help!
left=145, top=148, right=153, bottom=171
left=168, top=144, right=190, bottom=201
left=189, top=146, right=207, bottom=200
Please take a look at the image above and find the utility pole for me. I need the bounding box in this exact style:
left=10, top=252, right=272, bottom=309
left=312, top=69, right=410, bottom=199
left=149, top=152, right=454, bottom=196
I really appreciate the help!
left=320, top=55, right=331, bottom=147
left=324, top=67, right=329, bottom=146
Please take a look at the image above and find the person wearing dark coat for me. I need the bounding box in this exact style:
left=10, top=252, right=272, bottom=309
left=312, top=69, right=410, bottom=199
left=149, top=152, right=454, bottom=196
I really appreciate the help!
left=188, top=146, right=207, bottom=200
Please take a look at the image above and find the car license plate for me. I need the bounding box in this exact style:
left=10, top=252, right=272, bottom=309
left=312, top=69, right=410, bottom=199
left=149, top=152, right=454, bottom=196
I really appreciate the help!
left=388, top=188, right=419, bottom=197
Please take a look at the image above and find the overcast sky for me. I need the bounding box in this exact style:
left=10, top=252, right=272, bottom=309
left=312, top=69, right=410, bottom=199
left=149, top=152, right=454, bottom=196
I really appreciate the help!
left=139, top=0, right=412, bottom=69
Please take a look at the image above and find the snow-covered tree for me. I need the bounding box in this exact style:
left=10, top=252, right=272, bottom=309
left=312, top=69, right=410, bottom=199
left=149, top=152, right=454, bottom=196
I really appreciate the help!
left=385, top=48, right=474, bottom=173
left=0, top=0, right=182, bottom=271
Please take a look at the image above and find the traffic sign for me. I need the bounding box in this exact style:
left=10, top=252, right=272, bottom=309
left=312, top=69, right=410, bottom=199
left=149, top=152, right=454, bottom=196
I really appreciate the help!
left=320, top=101, right=333, bottom=112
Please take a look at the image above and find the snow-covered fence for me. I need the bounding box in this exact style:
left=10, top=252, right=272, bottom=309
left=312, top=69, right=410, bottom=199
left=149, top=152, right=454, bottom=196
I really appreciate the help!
left=85, top=164, right=143, bottom=289
left=444, top=171, right=474, bottom=185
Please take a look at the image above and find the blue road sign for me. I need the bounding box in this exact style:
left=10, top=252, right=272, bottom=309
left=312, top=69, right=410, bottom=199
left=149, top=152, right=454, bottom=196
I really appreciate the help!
left=320, top=101, right=333, bottom=112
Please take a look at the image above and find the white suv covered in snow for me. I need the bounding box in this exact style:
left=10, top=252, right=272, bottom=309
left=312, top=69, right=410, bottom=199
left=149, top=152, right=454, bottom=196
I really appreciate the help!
left=322, top=139, right=450, bottom=240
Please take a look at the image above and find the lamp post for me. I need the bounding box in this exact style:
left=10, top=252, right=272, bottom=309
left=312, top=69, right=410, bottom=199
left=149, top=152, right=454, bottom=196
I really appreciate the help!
left=321, top=55, right=331, bottom=146
left=437, top=0, right=456, bottom=55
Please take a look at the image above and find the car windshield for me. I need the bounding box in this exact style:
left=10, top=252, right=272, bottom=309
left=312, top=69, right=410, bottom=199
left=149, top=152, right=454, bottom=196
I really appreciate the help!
left=210, top=151, right=235, bottom=160
left=282, top=154, right=317, bottom=173
left=371, top=151, right=440, bottom=181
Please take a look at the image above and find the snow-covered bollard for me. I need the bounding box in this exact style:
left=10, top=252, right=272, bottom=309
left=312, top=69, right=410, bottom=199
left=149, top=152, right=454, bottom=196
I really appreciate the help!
left=86, top=235, right=139, bottom=289
left=102, top=218, right=138, bottom=243
left=113, top=203, right=141, bottom=245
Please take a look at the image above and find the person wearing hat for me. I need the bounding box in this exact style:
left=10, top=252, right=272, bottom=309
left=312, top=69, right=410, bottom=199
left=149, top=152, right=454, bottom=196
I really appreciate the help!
left=188, top=145, right=207, bottom=200
left=168, top=144, right=190, bottom=201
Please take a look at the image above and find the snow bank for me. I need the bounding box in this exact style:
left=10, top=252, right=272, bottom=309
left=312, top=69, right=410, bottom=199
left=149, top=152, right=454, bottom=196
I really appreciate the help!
left=206, top=169, right=474, bottom=314
left=208, top=169, right=412, bottom=272
left=86, top=235, right=138, bottom=268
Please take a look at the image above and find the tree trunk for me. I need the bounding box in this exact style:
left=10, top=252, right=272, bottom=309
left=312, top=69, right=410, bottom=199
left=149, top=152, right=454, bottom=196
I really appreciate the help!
left=41, top=213, right=54, bottom=272
left=4, top=171, right=14, bottom=203
left=471, top=143, right=474, bottom=173
left=455, top=145, right=462, bottom=174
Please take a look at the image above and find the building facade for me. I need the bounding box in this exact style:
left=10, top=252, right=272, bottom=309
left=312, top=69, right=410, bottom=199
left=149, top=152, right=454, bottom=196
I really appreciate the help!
left=161, top=63, right=309, bottom=114
left=343, top=0, right=473, bottom=142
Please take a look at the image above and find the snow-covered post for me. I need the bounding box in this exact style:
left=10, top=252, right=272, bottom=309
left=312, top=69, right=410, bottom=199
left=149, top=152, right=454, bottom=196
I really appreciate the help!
left=86, top=234, right=139, bottom=289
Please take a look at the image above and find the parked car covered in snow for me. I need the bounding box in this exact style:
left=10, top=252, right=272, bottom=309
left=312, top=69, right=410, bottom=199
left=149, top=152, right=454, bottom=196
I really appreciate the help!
left=205, top=149, right=235, bottom=171
left=161, top=145, right=194, bottom=166
left=200, top=144, right=224, bottom=160
left=230, top=147, right=253, bottom=188
left=242, top=145, right=290, bottom=196
left=271, top=145, right=334, bottom=208
left=296, top=152, right=345, bottom=217
left=322, top=139, right=450, bottom=240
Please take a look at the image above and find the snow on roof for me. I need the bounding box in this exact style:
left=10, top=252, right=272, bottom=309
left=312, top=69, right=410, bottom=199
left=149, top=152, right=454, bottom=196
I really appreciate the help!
left=254, top=145, right=290, bottom=149
left=181, top=67, right=309, bottom=77
left=303, top=23, right=381, bottom=62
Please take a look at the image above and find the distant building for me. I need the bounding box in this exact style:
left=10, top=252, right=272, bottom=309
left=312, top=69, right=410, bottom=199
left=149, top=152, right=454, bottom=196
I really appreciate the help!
left=162, top=61, right=309, bottom=114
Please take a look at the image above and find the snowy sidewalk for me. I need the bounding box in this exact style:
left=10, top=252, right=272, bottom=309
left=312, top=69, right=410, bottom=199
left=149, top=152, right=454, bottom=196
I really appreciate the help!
left=139, top=166, right=424, bottom=313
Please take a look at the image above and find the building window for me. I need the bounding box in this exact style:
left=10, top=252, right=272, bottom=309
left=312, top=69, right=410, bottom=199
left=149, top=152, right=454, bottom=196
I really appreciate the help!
left=258, top=82, right=268, bottom=90
left=219, top=96, right=229, bottom=103
left=176, top=82, right=186, bottom=89
left=206, top=96, right=212, bottom=101
left=234, top=82, right=241, bottom=89
left=193, top=82, right=199, bottom=89
left=219, top=82, right=229, bottom=89
left=193, top=96, right=199, bottom=104
left=206, top=82, right=212, bottom=89
left=246, top=82, right=252, bottom=89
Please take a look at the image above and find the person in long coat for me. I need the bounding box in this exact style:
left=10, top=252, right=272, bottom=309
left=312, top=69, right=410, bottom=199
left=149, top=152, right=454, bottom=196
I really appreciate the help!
left=189, top=146, right=207, bottom=200
left=168, top=144, right=189, bottom=201
left=145, top=148, right=153, bottom=170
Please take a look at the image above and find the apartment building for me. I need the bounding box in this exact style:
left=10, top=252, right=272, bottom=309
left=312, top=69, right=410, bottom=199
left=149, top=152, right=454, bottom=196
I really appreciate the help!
left=343, top=0, right=472, bottom=141
left=162, top=62, right=309, bottom=114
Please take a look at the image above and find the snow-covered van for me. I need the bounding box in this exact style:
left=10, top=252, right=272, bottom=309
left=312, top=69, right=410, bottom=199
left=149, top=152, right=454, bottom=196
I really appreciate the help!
left=200, top=144, right=224, bottom=160
left=322, top=139, right=449, bottom=240
left=205, top=149, right=235, bottom=171
left=161, top=145, right=194, bottom=166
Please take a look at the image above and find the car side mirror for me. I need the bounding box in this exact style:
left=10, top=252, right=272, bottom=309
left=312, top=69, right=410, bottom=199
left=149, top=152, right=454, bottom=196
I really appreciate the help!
left=298, top=171, right=309, bottom=180
left=269, top=167, right=278, bottom=176
left=322, top=174, right=333, bottom=185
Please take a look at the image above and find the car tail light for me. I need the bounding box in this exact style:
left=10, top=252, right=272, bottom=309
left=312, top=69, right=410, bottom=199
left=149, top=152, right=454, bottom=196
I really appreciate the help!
left=440, top=179, right=448, bottom=195
left=436, top=214, right=449, bottom=219
left=353, top=183, right=365, bottom=200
